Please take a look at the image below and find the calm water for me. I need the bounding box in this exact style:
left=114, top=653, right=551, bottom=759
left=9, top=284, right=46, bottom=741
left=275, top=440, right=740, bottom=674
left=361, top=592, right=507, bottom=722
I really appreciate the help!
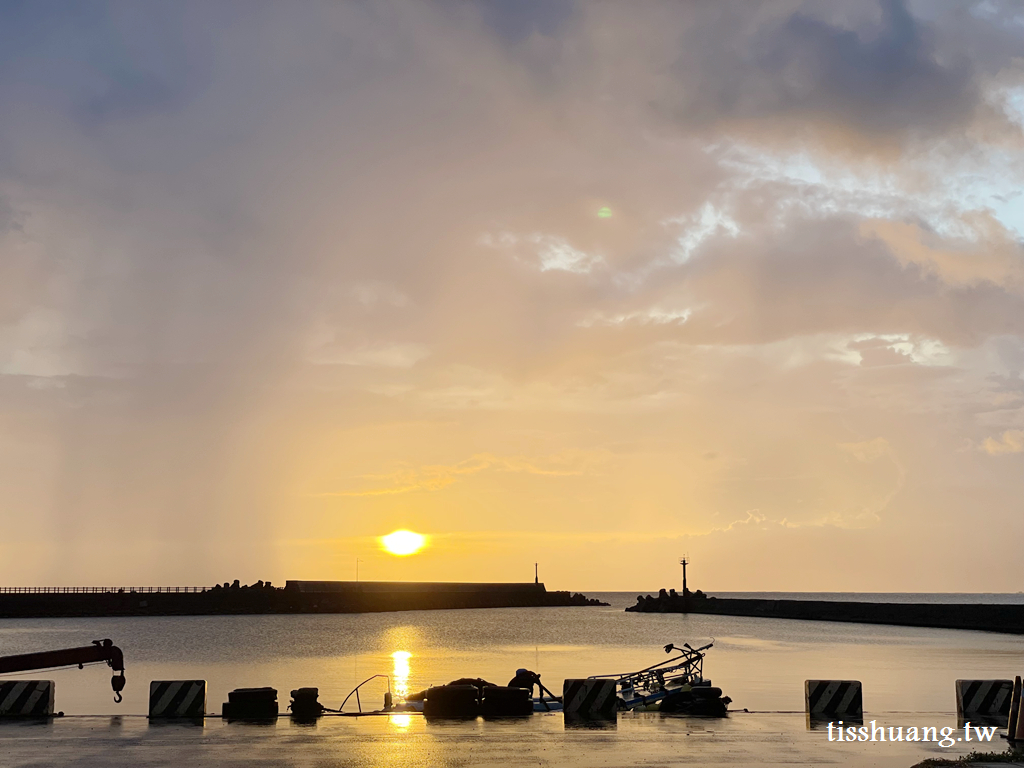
left=1, top=592, right=1021, bottom=717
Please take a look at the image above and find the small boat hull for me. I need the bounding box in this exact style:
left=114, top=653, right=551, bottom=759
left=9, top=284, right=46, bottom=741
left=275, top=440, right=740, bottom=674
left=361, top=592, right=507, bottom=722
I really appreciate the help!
left=532, top=697, right=563, bottom=712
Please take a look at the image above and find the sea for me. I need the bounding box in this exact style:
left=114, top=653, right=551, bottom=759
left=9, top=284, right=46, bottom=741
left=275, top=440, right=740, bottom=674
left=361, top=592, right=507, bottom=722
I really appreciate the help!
left=1, top=592, right=1022, bottom=767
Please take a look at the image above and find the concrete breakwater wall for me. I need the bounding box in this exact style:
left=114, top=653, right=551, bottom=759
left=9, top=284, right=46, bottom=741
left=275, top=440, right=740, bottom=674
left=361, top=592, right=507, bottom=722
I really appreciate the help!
left=626, top=590, right=1024, bottom=634
left=0, top=581, right=607, bottom=619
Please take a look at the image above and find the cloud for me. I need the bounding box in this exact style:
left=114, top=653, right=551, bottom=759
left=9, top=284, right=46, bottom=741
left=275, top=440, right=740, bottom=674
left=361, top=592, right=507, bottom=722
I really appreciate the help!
left=667, top=203, right=739, bottom=264
left=860, top=216, right=1024, bottom=292
left=311, top=451, right=601, bottom=497
left=838, top=437, right=895, bottom=463
left=578, top=307, right=691, bottom=328
left=349, top=281, right=410, bottom=309
left=839, top=334, right=950, bottom=367
left=710, top=0, right=979, bottom=138
left=983, top=429, right=1024, bottom=455
left=308, top=342, right=430, bottom=369
left=482, top=232, right=604, bottom=274
left=655, top=208, right=1024, bottom=348
left=571, top=1, right=1024, bottom=152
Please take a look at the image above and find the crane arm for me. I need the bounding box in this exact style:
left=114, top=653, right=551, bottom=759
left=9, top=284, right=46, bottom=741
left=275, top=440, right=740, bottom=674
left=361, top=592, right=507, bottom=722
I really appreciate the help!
left=0, top=639, right=126, bottom=702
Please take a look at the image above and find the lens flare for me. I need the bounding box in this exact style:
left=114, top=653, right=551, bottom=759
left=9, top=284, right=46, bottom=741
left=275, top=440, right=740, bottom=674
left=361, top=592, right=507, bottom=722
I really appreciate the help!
left=381, top=530, right=427, bottom=556
left=597, top=206, right=612, bottom=218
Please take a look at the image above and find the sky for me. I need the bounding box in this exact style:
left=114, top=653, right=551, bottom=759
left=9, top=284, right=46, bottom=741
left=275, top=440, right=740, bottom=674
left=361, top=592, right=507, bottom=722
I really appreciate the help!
left=1, top=0, right=1024, bottom=591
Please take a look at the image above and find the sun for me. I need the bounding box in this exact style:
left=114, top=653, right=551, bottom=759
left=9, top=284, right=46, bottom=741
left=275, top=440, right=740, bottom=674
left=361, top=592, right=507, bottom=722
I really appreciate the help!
left=380, top=530, right=427, bottom=556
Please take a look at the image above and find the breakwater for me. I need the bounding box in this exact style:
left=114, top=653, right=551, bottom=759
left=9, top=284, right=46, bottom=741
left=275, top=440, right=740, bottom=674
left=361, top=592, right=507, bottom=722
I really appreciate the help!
left=0, top=581, right=607, bottom=619
left=626, top=590, right=1024, bottom=634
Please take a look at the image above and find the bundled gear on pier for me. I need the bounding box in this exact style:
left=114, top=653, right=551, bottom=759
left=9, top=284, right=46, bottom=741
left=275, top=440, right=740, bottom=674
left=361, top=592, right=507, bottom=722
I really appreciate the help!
left=380, top=670, right=562, bottom=717
left=508, top=668, right=541, bottom=694
left=335, top=643, right=730, bottom=720
left=289, top=687, right=325, bottom=720
left=590, top=640, right=731, bottom=716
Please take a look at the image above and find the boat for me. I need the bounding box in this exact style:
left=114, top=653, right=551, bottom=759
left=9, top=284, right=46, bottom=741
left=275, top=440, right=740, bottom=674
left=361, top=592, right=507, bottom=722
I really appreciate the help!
left=589, top=641, right=731, bottom=716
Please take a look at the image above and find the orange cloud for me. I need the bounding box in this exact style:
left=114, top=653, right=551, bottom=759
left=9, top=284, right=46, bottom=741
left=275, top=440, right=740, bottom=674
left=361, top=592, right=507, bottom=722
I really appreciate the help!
left=983, top=430, right=1024, bottom=456
left=310, top=451, right=603, bottom=497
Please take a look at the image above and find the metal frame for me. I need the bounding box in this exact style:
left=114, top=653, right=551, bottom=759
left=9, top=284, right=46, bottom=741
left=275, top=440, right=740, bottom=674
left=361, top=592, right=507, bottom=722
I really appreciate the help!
left=588, top=641, right=714, bottom=710
left=339, top=674, right=392, bottom=714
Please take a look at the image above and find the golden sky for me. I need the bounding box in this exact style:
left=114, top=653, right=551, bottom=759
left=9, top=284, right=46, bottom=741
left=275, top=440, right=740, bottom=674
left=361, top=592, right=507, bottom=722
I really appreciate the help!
left=1, top=2, right=1024, bottom=591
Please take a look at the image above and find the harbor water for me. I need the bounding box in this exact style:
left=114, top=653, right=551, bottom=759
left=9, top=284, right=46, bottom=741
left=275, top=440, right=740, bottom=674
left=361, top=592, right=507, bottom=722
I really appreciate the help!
left=2, top=592, right=1022, bottom=766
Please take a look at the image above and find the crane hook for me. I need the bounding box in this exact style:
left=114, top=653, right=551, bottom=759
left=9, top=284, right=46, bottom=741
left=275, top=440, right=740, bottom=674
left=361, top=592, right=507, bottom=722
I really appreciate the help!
left=111, top=672, right=126, bottom=704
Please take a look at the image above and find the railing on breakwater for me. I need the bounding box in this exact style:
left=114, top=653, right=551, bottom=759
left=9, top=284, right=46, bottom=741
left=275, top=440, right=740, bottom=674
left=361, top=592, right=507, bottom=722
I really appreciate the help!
left=0, top=586, right=209, bottom=594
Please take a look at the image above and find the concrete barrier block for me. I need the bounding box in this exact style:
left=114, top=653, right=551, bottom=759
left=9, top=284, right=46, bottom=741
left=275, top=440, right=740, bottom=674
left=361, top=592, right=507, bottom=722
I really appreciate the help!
left=149, top=680, right=207, bottom=718
left=563, top=679, right=617, bottom=719
left=956, top=679, right=1012, bottom=727
left=805, top=680, right=862, bottom=719
left=1009, top=677, right=1022, bottom=738
left=0, top=680, right=54, bottom=717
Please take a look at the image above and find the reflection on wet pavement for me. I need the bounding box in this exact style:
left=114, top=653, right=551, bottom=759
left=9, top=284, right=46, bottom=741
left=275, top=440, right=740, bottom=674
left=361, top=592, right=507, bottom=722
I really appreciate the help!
left=0, top=712, right=1006, bottom=768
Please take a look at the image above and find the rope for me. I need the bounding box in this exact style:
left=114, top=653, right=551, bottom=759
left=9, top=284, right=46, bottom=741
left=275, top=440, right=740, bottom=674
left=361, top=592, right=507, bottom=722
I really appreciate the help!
left=0, top=661, right=108, bottom=677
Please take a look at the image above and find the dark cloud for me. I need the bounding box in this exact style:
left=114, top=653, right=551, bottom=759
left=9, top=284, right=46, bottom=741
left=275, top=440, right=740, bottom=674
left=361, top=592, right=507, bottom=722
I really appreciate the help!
left=681, top=0, right=977, bottom=137
left=476, top=0, right=575, bottom=44
left=0, top=2, right=220, bottom=127
left=0, top=194, right=19, bottom=232
left=550, top=1, right=1024, bottom=148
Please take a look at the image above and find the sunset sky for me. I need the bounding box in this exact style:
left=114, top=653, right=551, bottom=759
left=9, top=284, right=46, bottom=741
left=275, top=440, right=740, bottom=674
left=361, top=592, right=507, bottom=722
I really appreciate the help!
left=2, top=1, right=1024, bottom=591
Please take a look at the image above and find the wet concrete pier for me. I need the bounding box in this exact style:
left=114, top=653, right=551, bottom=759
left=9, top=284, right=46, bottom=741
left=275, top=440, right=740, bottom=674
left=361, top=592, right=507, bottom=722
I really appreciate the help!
left=1, top=711, right=1018, bottom=768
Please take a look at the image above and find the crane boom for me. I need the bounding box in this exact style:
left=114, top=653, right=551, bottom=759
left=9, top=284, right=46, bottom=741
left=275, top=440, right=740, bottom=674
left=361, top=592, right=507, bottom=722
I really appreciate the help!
left=0, top=639, right=126, bottom=702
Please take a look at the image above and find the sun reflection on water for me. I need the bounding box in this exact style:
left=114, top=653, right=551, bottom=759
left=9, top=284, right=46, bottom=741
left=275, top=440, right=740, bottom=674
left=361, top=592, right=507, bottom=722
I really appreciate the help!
left=392, top=650, right=412, bottom=701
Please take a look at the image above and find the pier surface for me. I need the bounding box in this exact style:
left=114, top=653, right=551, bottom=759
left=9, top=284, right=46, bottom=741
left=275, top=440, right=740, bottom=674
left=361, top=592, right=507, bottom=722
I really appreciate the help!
left=627, top=591, right=1024, bottom=634
left=1, top=712, right=1018, bottom=768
